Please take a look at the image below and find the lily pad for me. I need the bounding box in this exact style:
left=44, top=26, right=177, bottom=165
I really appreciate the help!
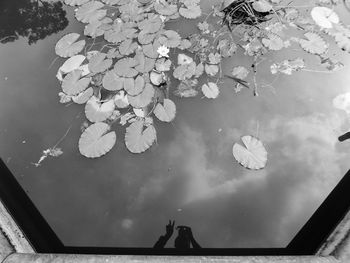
left=55, top=33, right=86, bottom=58
left=62, top=69, right=90, bottom=96
left=85, top=97, right=115, bottom=122
left=102, top=70, right=124, bottom=91
left=153, top=99, right=176, bottom=122
left=114, top=58, right=139, bottom=77
left=75, top=1, right=106, bottom=23
left=124, top=75, right=145, bottom=96
left=79, top=122, right=116, bottom=158
left=56, top=55, right=86, bottom=81
left=88, top=53, right=113, bottom=73
left=202, top=82, right=219, bottom=99
left=232, top=136, right=268, bottom=170
left=128, top=83, right=155, bottom=108
left=72, top=87, right=94, bottom=104
left=125, top=120, right=157, bottom=153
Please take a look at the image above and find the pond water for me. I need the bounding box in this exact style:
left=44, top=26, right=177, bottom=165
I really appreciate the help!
left=1, top=0, right=350, bottom=249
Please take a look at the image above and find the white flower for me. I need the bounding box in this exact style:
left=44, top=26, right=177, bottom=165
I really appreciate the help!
left=157, top=45, right=170, bottom=58
left=159, top=15, right=166, bottom=22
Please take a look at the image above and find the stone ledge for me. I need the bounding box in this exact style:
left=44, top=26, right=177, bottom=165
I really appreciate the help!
left=1, top=254, right=342, bottom=263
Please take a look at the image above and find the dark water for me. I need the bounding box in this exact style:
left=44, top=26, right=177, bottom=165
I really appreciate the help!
left=1, top=0, right=350, bottom=248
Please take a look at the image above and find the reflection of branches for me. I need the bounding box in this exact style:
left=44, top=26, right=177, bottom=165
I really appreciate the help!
left=0, top=0, right=68, bottom=45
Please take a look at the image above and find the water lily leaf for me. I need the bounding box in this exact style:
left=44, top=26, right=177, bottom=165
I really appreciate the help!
left=174, top=80, right=198, bottom=98
left=262, top=34, right=284, bottom=51
left=208, top=52, right=221, bottom=64
left=101, top=0, right=128, bottom=4
left=88, top=53, right=112, bottom=73
left=154, top=99, right=176, bottom=122
left=104, top=21, right=125, bottom=44
left=114, top=58, right=139, bottom=77
left=138, top=32, right=157, bottom=45
left=173, top=62, right=196, bottom=80
left=125, top=120, right=156, bottom=154
left=311, top=6, right=339, bottom=29
left=56, top=55, right=86, bottom=81
left=179, top=5, right=201, bottom=19
left=114, top=90, right=129, bottom=109
left=202, top=82, right=219, bottom=99
left=178, top=39, right=192, bottom=50
left=298, top=32, right=328, bottom=55
left=84, top=18, right=112, bottom=38
left=178, top=54, right=194, bottom=66
left=72, top=87, right=94, bottom=104
left=58, top=92, right=72, bottom=103
left=102, top=70, right=124, bottom=91
left=252, top=0, right=272, bottom=12
left=119, top=39, right=138, bottom=56
left=75, top=1, right=106, bottom=23
left=138, top=16, right=162, bottom=34
left=150, top=71, right=164, bottom=86
left=62, top=69, right=90, bottom=96
left=85, top=97, right=115, bottom=122
left=143, top=42, right=160, bottom=59
left=232, top=66, right=249, bottom=79
left=128, top=83, right=155, bottom=108
left=154, top=1, right=178, bottom=16
left=155, top=58, right=171, bottom=72
left=270, top=58, right=305, bottom=75
left=205, top=64, right=219, bottom=76
left=135, top=51, right=156, bottom=73
left=64, top=0, right=90, bottom=6
left=55, top=33, right=86, bottom=58
left=232, top=135, right=267, bottom=170
left=124, top=75, right=145, bottom=96
left=79, top=122, right=116, bottom=158
left=159, top=30, right=181, bottom=48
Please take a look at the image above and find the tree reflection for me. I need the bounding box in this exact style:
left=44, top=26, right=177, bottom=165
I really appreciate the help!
left=0, top=0, right=68, bottom=45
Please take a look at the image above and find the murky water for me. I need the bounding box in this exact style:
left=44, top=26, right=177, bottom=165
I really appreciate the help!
left=1, top=0, right=350, bottom=248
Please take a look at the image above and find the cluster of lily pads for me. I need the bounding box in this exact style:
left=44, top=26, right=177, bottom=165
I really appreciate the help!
left=54, top=0, right=350, bottom=170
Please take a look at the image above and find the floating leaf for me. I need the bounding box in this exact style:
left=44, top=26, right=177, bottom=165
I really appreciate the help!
left=154, top=1, right=178, bottom=16
left=205, top=64, right=219, bottom=76
left=208, top=52, right=221, bottom=64
left=202, top=82, right=219, bottom=99
left=72, top=87, right=94, bottom=104
left=55, top=33, right=85, bottom=58
left=179, top=5, right=201, bottom=19
left=64, top=0, right=90, bottom=6
left=311, top=6, right=339, bottom=29
left=155, top=58, right=172, bottom=72
left=252, top=0, right=272, bottom=12
left=135, top=51, right=156, bottom=73
left=159, top=30, right=181, bottom=48
left=150, top=71, right=164, bottom=86
left=85, top=97, right=115, bottom=122
left=84, top=18, right=112, bottom=38
left=174, top=80, right=198, bottom=98
left=178, top=54, right=193, bottom=65
left=128, top=83, right=155, bottom=108
left=79, top=122, right=116, bottom=158
left=104, top=22, right=125, bottom=44
left=102, top=70, right=124, bottom=91
left=232, top=66, right=249, bottom=79
left=114, top=90, right=129, bottom=109
left=262, top=34, right=284, bottom=51
left=232, top=136, right=267, bottom=170
left=75, top=1, right=106, bottom=23
left=124, top=75, right=145, bottom=96
left=56, top=55, right=86, bottom=81
left=143, top=42, right=160, bottom=59
left=88, top=53, right=112, bottom=73
left=62, top=69, right=90, bottom=95
left=270, top=58, right=305, bottom=75
left=114, top=58, right=139, bottom=77
left=173, top=62, right=196, bottom=80
left=154, top=99, right=176, bottom=122
left=125, top=120, right=156, bottom=153
left=298, top=32, right=328, bottom=55
left=119, top=39, right=138, bottom=56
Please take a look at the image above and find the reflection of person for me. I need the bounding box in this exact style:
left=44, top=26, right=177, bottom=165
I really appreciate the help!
left=153, top=220, right=175, bottom=248
left=153, top=220, right=201, bottom=249
left=175, top=226, right=201, bottom=249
